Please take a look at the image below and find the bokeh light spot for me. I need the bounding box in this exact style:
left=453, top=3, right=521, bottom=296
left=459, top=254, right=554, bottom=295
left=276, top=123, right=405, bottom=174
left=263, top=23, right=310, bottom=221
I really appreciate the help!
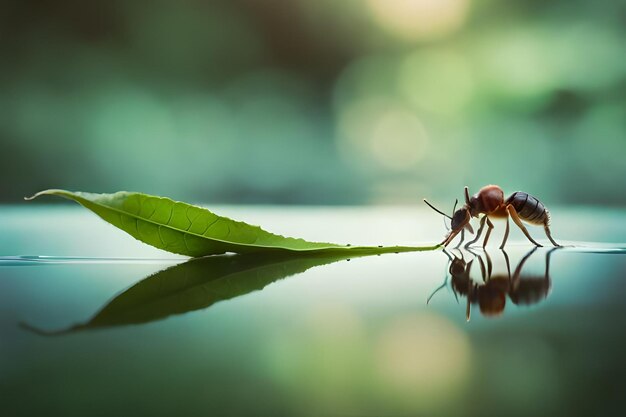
left=337, top=99, right=430, bottom=172
left=367, top=0, right=471, bottom=41
left=369, top=107, right=429, bottom=171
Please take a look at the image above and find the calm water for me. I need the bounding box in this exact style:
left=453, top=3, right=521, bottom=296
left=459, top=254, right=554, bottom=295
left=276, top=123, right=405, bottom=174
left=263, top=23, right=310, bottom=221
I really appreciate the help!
left=1, top=205, right=626, bottom=417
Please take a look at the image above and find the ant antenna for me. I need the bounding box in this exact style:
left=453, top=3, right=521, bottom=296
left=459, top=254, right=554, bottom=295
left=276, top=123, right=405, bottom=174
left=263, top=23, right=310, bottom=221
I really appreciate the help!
left=423, top=199, right=452, bottom=219
left=427, top=276, right=448, bottom=305
left=424, top=198, right=454, bottom=230
left=427, top=255, right=452, bottom=304
left=447, top=199, right=459, bottom=231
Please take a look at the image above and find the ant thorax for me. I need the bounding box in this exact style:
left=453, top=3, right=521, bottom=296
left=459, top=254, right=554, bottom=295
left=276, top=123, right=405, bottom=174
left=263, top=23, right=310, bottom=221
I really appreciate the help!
left=470, top=185, right=504, bottom=215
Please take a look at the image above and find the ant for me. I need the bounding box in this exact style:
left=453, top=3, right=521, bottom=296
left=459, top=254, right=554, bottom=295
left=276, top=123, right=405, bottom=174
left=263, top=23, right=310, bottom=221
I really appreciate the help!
left=427, top=247, right=559, bottom=321
left=424, top=185, right=560, bottom=248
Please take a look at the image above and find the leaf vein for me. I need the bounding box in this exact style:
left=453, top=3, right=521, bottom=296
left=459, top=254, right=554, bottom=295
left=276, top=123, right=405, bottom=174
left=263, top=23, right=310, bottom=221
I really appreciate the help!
left=165, top=204, right=174, bottom=226
left=182, top=233, right=193, bottom=254
left=202, top=217, right=220, bottom=236
left=157, top=226, right=167, bottom=248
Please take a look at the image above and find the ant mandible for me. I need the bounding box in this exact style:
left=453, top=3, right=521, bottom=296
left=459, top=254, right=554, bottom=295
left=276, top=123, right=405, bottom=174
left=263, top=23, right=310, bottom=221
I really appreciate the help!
left=424, top=185, right=560, bottom=249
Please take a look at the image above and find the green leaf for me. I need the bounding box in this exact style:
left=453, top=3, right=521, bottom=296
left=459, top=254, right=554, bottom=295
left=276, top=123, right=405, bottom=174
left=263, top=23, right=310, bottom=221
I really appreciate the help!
left=26, top=189, right=438, bottom=257
left=21, top=251, right=386, bottom=335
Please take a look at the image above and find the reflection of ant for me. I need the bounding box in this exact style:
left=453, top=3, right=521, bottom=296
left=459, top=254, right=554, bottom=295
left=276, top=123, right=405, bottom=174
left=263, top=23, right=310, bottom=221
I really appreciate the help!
left=428, top=247, right=560, bottom=321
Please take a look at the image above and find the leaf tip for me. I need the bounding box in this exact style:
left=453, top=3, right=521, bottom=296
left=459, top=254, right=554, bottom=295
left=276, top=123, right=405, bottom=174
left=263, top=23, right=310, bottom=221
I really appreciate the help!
left=24, top=189, right=67, bottom=201
left=24, top=191, right=44, bottom=201
left=19, top=320, right=79, bottom=337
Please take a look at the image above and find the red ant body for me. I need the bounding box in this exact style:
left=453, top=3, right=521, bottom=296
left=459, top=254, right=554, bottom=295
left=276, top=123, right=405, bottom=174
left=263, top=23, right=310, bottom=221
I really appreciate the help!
left=425, top=185, right=560, bottom=248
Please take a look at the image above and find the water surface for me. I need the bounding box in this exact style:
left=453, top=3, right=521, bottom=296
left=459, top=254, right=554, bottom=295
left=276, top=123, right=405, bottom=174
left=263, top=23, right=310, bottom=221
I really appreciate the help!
left=1, top=205, right=625, bottom=417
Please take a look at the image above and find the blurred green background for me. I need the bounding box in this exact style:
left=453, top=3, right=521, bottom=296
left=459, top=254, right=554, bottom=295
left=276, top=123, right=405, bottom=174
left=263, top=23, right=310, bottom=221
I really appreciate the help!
left=1, top=0, right=624, bottom=205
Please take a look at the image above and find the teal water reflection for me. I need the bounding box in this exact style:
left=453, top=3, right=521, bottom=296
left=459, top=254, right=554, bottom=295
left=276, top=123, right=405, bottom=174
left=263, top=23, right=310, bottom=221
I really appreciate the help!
left=1, top=206, right=626, bottom=417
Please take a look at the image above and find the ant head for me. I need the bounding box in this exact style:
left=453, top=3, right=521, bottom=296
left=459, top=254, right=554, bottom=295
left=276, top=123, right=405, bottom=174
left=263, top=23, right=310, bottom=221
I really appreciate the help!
left=451, top=207, right=474, bottom=234
left=449, top=257, right=467, bottom=276
left=424, top=198, right=474, bottom=247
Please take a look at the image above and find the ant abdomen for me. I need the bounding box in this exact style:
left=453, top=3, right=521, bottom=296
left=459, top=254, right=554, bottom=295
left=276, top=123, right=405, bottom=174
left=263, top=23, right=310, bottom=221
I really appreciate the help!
left=509, top=278, right=550, bottom=305
left=506, top=192, right=550, bottom=225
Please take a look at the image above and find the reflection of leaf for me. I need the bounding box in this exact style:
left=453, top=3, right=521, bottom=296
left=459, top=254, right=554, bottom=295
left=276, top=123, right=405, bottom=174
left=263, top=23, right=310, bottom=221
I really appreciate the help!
left=26, top=190, right=437, bottom=257
left=21, top=249, right=401, bottom=335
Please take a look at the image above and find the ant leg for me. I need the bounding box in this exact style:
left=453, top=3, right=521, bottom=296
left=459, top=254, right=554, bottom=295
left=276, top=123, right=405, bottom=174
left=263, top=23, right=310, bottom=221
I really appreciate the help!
left=543, top=224, right=561, bottom=247
left=482, top=217, right=494, bottom=248
left=466, top=280, right=472, bottom=322
left=477, top=255, right=487, bottom=282
left=506, top=205, right=542, bottom=247
left=514, top=247, right=539, bottom=278
left=451, top=286, right=459, bottom=303
left=511, top=247, right=539, bottom=290
left=441, top=230, right=460, bottom=247
left=501, top=249, right=511, bottom=280
left=465, top=247, right=482, bottom=261
left=484, top=249, right=493, bottom=279
left=464, top=216, right=487, bottom=248
left=500, top=214, right=510, bottom=249
left=454, top=229, right=465, bottom=249
left=544, top=247, right=561, bottom=280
